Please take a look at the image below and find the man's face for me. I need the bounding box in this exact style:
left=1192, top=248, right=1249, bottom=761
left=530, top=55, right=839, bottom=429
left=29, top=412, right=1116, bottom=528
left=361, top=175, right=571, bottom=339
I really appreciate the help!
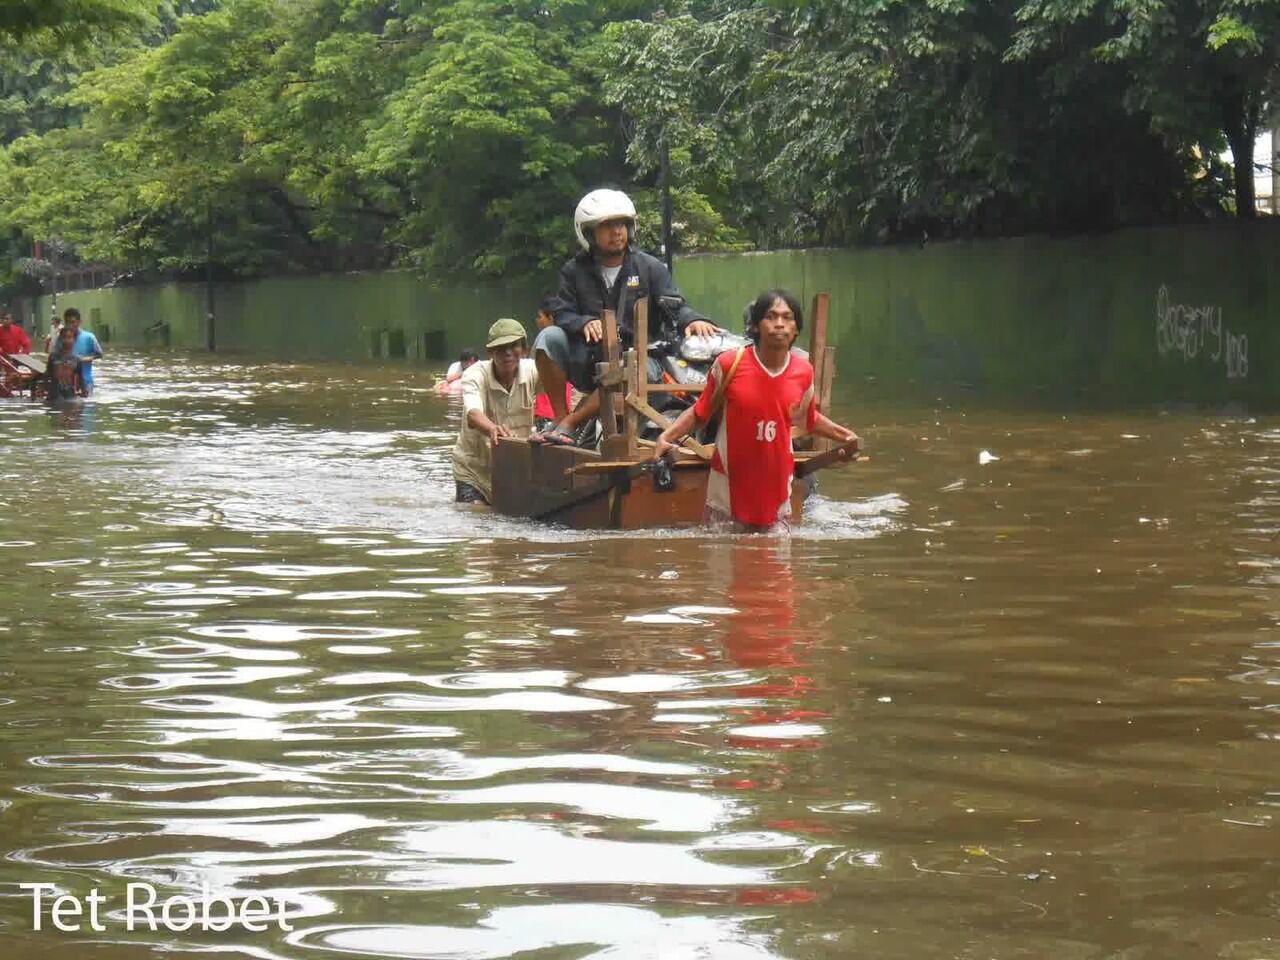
left=592, top=219, right=629, bottom=256
left=758, top=298, right=798, bottom=350
left=60, top=328, right=75, bottom=349
left=67, top=315, right=81, bottom=334
left=0, top=314, right=10, bottom=327
left=488, top=341, right=524, bottom=377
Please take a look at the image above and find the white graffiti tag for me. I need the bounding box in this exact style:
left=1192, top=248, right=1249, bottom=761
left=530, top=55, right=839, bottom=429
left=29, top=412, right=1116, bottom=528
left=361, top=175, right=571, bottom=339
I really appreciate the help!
left=1226, top=329, right=1248, bottom=380
left=1155, top=286, right=1247, bottom=380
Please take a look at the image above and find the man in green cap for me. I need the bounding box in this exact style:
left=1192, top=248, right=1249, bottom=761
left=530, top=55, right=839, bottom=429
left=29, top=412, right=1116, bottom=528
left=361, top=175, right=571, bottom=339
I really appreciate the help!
left=450, top=318, right=543, bottom=504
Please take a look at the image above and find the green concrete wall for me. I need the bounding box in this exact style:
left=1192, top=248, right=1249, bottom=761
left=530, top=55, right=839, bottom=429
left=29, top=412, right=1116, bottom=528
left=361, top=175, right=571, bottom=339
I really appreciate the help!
left=675, top=223, right=1280, bottom=405
left=18, top=221, right=1280, bottom=404
left=25, top=271, right=543, bottom=364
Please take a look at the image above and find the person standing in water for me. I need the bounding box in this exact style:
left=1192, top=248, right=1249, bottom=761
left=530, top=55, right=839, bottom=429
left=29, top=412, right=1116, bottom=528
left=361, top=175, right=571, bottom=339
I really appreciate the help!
left=450, top=319, right=542, bottom=504
left=49, top=308, right=103, bottom=394
left=653, top=289, right=859, bottom=532
left=46, top=325, right=86, bottom=403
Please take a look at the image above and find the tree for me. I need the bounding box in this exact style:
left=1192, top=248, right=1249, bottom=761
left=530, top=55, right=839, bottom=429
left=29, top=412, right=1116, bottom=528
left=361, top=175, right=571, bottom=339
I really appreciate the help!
left=606, top=0, right=1224, bottom=250
left=1011, top=0, right=1280, bottom=218
left=0, top=0, right=157, bottom=50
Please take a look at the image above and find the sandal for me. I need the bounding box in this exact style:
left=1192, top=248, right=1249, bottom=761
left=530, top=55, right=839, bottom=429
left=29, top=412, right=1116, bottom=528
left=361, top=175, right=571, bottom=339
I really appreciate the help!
left=531, top=424, right=577, bottom=446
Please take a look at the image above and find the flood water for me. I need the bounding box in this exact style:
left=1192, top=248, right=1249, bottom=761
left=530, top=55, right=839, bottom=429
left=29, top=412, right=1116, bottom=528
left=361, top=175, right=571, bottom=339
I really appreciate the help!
left=0, top=351, right=1276, bottom=959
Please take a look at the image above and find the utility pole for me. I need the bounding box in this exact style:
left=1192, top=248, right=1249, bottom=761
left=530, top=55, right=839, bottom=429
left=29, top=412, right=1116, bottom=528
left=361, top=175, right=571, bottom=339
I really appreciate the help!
left=205, top=200, right=216, bottom=352
left=48, top=241, right=59, bottom=334
left=660, top=136, right=673, bottom=275
left=1272, top=122, right=1279, bottom=215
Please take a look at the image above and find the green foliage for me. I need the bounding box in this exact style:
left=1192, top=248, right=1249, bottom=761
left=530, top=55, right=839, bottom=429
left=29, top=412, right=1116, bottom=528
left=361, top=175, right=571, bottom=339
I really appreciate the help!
left=0, top=0, right=1275, bottom=297
left=605, top=0, right=1255, bottom=248
left=1012, top=0, right=1280, bottom=215
left=0, top=0, right=658, bottom=281
left=0, top=0, right=157, bottom=51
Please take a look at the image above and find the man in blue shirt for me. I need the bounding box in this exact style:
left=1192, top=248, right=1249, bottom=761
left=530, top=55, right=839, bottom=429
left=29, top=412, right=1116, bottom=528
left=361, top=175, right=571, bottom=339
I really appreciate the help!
left=50, top=308, right=103, bottom=393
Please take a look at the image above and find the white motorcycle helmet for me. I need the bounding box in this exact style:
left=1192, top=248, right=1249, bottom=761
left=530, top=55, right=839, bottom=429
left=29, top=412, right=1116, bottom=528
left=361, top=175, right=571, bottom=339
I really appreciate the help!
left=573, top=188, right=636, bottom=251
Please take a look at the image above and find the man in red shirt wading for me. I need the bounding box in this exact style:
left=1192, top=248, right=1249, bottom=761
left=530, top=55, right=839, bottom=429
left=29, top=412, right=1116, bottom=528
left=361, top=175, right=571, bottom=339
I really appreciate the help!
left=0, top=311, right=32, bottom=355
left=653, top=289, right=859, bottom=532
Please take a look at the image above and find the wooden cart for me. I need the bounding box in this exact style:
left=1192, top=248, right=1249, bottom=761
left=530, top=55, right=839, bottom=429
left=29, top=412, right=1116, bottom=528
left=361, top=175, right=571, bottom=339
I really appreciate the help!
left=490, top=292, right=844, bottom=530
left=0, top=353, right=47, bottom=399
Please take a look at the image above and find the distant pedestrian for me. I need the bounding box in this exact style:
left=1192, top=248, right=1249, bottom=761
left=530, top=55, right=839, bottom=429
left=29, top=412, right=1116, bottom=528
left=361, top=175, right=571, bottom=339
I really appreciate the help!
left=46, top=325, right=86, bottom=403
left=49, top=308, right=103, bottom=394
left=436, top=349, right=479, bottom=395
left=44, top=314, right=63, bottom=353
left=0, top=311, right=31, bottom=355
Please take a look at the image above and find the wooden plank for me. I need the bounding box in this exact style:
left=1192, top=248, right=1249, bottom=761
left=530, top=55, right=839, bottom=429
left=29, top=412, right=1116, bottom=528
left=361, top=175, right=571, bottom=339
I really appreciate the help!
left=489, top=436, right=535, bottom=515
left=617, top=462, right=709, bottom=529
left=602, top=308, right=621, bottom=364
left=530, top=441, right=575, bottom=495
left=530, top=471, right=627, bottom=519
left=10, top=353, right=46, bottom=375
left=597, top=361, right=617, bottom=439
left=596, top=368, right=625, bottom=388
left=644, top=382, right=706, bottom=394
left=600, top=433, right=630, bottom=460
left=794, top=438, right=861, bottom=478
left=598, top=309, right=621, bottom=438
left=622, top=347, right=640, bottom=458
left=568, top=458, right=710, bottom=475
left=819, top=348, right=835, bottom=427
left=623, top=394, right=712, bottom=460
left=633, top=298, right=648, bottom=401
left=633, top=437, right=704, bottom=462
left=491, top=438, right=612, bottom=518
left=808, top=291, right=829, bottom=360
left=807, top=292, right=832, bottom=453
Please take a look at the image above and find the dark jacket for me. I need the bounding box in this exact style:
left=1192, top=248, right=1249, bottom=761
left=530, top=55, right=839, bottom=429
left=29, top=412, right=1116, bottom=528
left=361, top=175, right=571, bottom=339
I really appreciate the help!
left=550, top=248, right=707, bottom=388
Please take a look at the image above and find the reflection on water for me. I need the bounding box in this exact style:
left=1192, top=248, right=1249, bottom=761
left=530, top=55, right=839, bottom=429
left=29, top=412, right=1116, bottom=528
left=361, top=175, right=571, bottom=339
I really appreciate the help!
left=0, top=351, right=1275, bottom=959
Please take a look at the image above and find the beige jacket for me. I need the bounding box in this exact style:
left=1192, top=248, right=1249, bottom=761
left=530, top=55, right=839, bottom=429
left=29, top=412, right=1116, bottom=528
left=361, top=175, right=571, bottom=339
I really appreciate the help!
left=450, top=358, right=540, bottom=501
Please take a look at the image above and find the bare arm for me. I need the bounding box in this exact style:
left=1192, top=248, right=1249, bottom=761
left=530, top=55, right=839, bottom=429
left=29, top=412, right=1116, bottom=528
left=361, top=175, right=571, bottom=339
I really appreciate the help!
left=466, top=408, right=512, bottom=445
left=810, top=412, right=859, bottom=449
left=651, top=405, right=704, bottom=461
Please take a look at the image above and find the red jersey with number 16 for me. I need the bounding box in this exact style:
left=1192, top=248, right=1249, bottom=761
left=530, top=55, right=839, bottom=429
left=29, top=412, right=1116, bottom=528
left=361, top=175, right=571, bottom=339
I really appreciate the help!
left=693, top=347, right=818, bottom=527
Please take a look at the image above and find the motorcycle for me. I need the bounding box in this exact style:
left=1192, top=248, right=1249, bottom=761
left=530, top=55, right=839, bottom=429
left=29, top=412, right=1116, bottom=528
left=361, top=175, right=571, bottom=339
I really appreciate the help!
left=644, top=328, right=751, bottom=437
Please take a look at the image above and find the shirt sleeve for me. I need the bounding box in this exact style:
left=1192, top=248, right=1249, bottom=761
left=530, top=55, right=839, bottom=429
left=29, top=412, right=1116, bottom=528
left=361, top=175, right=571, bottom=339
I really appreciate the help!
left=793, top=366, right=818, bottom=432
left=552, top=260, right=592, bottom=335
left=692, top=352, right=727, bottom=421
left=460, top=366, right=484, bottom=417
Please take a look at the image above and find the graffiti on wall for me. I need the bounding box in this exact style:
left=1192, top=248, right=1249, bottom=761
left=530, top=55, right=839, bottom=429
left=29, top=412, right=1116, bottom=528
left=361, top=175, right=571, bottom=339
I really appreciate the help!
left=1155, top=286, right=1248, bottom=380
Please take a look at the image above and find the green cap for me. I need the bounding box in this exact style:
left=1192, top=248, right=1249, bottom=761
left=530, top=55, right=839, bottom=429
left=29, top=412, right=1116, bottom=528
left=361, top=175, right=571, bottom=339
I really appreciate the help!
left=485, top=318, right=527, bottom=349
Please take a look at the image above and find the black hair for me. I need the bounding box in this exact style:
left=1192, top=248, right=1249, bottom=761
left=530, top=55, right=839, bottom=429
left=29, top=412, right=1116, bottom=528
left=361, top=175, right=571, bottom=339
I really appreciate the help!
left=745, top=289, right=804, bottom=343
left=63, top=307, right=81, bottom=321
left=459, top=349, right=479, bottom=364
left=538, top=294, right=557, bottom=315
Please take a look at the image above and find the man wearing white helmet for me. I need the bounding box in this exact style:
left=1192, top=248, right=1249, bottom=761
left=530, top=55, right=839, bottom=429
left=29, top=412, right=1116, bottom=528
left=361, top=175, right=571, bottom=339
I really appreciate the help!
left=531, top=188, right=718, bottom=444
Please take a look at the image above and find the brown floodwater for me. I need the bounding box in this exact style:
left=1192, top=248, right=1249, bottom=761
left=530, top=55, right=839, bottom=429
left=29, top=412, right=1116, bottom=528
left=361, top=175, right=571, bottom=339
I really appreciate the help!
left=0, top=351, right=1275, bottom=959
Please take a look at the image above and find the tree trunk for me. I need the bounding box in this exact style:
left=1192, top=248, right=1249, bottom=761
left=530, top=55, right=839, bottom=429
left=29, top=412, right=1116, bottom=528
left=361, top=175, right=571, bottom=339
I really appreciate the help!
left=1222, top=87, right=1257, bottom=219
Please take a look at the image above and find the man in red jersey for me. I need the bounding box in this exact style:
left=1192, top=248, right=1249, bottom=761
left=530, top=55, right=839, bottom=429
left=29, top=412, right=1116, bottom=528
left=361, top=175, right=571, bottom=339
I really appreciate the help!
left=653, top=289, right=858, bottom=531
left=0, top=310, right=31, bottom=355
